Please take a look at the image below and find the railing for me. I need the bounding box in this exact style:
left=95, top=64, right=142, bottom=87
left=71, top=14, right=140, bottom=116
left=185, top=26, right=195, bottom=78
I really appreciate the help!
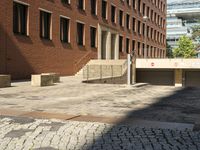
left=74, top=51, right=92, bottom=74
left=83, top=60, right=128, bottom=81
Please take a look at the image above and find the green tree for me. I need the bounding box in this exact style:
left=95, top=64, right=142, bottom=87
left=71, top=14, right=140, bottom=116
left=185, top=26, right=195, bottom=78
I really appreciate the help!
left=173, top=36, right=196, bottom=58
left=191, top=25, right=200, bottom=41
left=166, top=42, right=173, bottom=58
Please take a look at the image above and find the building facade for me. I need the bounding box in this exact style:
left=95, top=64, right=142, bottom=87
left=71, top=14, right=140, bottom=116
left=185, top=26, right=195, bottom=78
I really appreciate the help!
left=167, top=0, right=200, bottom=54
left=0, top=0, right=166, bottom=79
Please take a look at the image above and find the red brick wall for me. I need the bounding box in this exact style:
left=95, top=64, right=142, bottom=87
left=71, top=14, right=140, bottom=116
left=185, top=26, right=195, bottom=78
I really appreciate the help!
left=0, top=0, right=166, bottom=79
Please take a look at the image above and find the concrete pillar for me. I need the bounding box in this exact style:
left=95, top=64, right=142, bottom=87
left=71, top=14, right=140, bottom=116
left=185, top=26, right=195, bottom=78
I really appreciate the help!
left=106, top=31, right=111, bottom=59
left=97, top=24, right=102, bottom=59
left=175, top=69, right=183, bottom=87
left=132, top=62, right=136, bottom=84
left=115, top=34, right=119, bottom=60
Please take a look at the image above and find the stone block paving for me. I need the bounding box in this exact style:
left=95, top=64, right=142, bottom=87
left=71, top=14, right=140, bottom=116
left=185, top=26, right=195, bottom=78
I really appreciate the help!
left=0, top=116, right=200, bottom=150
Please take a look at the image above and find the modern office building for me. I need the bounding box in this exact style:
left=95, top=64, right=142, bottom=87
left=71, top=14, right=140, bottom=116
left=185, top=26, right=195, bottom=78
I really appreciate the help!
left=167, top=0, right=200, bottom=51
left=0, top=0, right=166, bottom=79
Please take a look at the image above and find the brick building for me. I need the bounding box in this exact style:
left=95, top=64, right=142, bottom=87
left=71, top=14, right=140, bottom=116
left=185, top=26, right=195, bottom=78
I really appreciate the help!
left=0, top=0, right=166, bottom=79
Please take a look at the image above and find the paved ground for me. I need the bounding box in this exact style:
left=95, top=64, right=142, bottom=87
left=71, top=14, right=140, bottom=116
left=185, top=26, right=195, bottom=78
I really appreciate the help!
left=0, top=116, right=200, bottom=150
left=0, top=76, right=200, bottom=124
left=1, top=76, right=200, bottom=149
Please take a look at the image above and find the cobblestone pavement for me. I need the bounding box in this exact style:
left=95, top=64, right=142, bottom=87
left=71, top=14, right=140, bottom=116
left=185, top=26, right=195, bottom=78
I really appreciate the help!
left=0, top=77, right=200, bottom=124
left=0, top=116, right=200, bottom=150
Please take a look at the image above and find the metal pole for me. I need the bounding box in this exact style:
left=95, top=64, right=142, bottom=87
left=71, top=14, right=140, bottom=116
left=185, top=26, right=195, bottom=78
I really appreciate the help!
left=127, top=54, right=132, bottom=85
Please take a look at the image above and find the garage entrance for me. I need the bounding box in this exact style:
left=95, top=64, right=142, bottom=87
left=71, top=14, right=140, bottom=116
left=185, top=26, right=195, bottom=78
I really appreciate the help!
left=184, top=70, right=200, bottom=87
left=136, top=69, right=174, bottom=86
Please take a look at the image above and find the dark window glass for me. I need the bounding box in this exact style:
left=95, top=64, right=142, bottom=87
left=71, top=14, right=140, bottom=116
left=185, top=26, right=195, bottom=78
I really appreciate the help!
left=90, top=27, right=96, bottom=48
left=138, top=0, right=141, bottom=12
left=40, top=11, right=51, bottom=39
left=132, top=18, right=136, bottom=32
left=78, top=0, right=84, bottom=10
left=138, top=21, right=141, bottom=34
left=13, top=2, right=27, bottom=35
left=132, top=40, right=135, bottom=52
left=126, top=14, right=130, bottom=29
left=91, top=0, right=96, bottom=15
left=119, top=10, right=123, bottom=26
left=126, top=38, right=130, bottom=53
left=133, top=0, right=136, bottom=9
left=119, top=36, right=123, bottom=52
left=77, top=23, right=84, bottom=45
left=111, top=5, right=116, bottom=23
left=102, top=0, right=107, bottom=19
left=60, top=17, right=69, bottom=43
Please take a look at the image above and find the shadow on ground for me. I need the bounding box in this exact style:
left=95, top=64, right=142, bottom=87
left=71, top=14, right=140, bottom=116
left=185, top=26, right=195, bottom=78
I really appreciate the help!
left=85, top=86, right=200, bottom=150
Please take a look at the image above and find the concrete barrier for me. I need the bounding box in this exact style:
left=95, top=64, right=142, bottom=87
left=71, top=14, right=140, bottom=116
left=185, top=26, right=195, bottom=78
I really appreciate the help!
left=0, top=75, right=11, bottom=88
left=31, top=74, right=54, bottom=87
left=42, top=73, right=60, bottom=83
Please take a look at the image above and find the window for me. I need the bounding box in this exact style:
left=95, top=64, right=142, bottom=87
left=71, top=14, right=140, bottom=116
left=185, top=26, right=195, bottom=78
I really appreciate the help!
left=77, top=22, right=85, bottom=45
left=102, top=0, right=107, bottom=19
left=40, top=11, right=52, bottom=40
left=127, top=0, right=130, bottom=6
left=90, top=27, right=96, bottom=48
left=142, top=43, right=145, bottom=56
left=111, top=5, right=116, bottom=23
left=132, top=18, right=136, bottom=32
left=61, top=0, right=70, bottom=5
left=13, top=2, right=28, bottom=35
left=60, top=17, right=70, bottom=43
left=126, top=38, right=130, bottom=53
left=133, top=0, right=136, bottom=9
left=138, top=42, right=140, bottom=55
left=91, top=0, right=97, bottom=15
left=132, top=40, right=135, bottom=52
left=138, top=0, right=141, bottom=12
left=151, top=10, right=153, bottom=21
left=126, top=14, right=130, bottom=30
left=147, top=6, right=150, bottom=18
left=138, top=21, right=141, bottom=34
left=142, top=23, right=145, bottom=36
left=142, top=3, right=145, bottom=16
left=119, top=10, right=124, bottom=26
left=119, top=36, right=123, bottom=52
left=78, top=0, right=85, bottom=10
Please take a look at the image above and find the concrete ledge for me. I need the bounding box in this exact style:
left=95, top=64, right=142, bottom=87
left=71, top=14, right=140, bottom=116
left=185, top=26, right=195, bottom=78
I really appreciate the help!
left=31, top=74, right=54, bottom=87
left=0, top=75, right=11, bottom=88
left=42, top=73, right=60, bottom=83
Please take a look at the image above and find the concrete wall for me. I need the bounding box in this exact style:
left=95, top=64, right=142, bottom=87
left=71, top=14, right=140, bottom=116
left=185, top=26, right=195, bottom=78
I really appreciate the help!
left=136, top=59, right=200, bottom=69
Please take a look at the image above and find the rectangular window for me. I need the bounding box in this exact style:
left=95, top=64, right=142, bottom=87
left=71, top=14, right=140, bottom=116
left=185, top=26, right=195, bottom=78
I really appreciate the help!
left=133, top=0, right=136, bottom=9
left=119, top=10, right=124, bottom=26
left=77, top=22, right=84, bottom=45
left=132, top=18, right=136, bottom=32
left=111, top=5, right=116, bottom=23
left=138, top=0, right=141, bottom=12
left=13, top=2, right=28, bottom=35
left=61, top=0, right=70, bottom=5
left=142, top=43, right=145, bottom=57
left=119, top=36, right=123, bottom=52
left=78, top=0, right=84, bottom=10
left=138, top=21, right=141, bottom=34
left=40, top=11, right=51, bottom=40
left=102, top=0, right=107, bottom=19
left=138, top=42, right=140, bottom=55
left=126, top=14, right=130, bottom=29
left=142, top=3, right=145, bottom=16
left=142, top=23, right=145, bottom=36
left=126, top=38, right=130, bottom=53
left=132, top=40, right=135, bottom=52
left=91, top=0, right=97, bottom=15
left=90, top=27, right=96, bottom=48
left=60, top=17, right=70, bottom=43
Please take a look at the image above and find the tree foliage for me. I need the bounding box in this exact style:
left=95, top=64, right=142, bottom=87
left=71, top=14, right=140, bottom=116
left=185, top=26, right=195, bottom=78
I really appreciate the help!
left=191, top=25, right=200, bottom=41
left=173, top=36, right=196, bottom=58
left=166, top=42, right=173, bottom=58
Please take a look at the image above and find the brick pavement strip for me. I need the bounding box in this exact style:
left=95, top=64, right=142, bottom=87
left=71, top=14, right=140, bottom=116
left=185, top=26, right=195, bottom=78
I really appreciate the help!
left=0, top=116, right=200, bottom=150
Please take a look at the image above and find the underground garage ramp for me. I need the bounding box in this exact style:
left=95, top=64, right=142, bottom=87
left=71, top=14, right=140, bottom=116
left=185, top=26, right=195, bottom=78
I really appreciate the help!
left=136, top=70, right=174, bottom=86
left=185, top=71, right=200, bottom=87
